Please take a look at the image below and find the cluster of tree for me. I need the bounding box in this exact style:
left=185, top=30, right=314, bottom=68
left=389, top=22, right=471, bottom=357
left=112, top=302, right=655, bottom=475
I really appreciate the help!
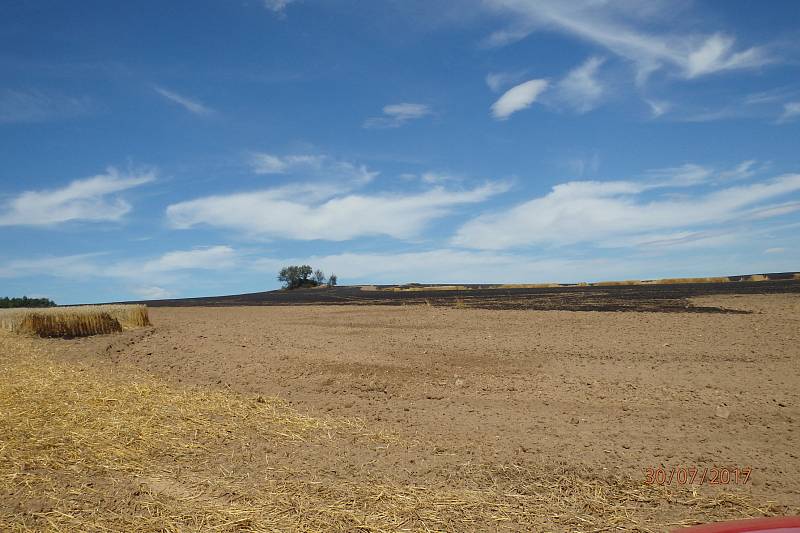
left=0, top=296, right=57, bottom=308
left=278, top=265, right=338, bottom=290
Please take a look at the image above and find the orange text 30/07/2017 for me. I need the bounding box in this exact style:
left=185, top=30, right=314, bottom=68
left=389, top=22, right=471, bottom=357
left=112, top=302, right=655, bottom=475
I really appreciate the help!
left=645, top=466, right=752, bottom=486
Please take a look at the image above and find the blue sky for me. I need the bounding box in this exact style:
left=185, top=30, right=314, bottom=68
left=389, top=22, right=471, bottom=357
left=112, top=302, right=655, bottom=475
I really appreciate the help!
left=1, top=0, right=799, bottom=304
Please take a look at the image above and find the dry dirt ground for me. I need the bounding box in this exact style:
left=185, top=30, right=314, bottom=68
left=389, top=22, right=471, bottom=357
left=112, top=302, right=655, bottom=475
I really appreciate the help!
left=2, top=293, right=799, bottom=531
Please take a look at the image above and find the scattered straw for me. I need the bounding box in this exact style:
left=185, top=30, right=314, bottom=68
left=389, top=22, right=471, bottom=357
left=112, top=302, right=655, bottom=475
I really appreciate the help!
left=0, top=336, right=792, bottom=532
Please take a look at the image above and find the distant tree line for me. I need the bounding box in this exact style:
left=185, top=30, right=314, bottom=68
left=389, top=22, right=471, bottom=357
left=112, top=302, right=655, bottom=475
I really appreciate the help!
left=0, top=296, right=57, bottom=308
left=278, top=265, right=337, bottom=290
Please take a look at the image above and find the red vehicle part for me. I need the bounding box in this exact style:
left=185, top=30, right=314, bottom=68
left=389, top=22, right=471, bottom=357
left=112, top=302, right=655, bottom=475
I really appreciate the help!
left=675, top=517, right=800, bottom=533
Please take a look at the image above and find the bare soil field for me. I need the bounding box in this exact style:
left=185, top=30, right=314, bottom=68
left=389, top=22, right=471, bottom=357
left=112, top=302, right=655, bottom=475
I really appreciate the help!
left=2, top=291, right=799, bottom=531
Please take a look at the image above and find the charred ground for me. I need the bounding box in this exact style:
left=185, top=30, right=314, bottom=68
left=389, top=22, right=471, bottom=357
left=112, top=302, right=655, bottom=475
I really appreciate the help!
left=131, top=273, right=800, bottom=313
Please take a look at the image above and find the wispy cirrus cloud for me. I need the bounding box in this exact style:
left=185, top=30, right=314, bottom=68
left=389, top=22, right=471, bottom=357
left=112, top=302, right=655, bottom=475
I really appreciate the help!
left=363, top=103, right=433, bottom=129
left=640, top=85, right=800, bottom=124
left=142, top=246, right=238, bottom=273
left=642, top=161, right=762, bottom=188
left=485, top=70, right=527, bottom=93
left=718, top=160, right=762, bottom=181
left=153, top=86, right=214, bottom=116
left=0, top=253, right=106, bottom=279
left=0, top=246, right=235, bottom=277
left=554, top=56, right=606, bottom=113
left=252, top=249, right=612, bottom=285
left=777, top=102, right=800, bottom=124
left=490, top=79, right=548, bottom=119
left=489, top=57, right=606, bottom=117
left=0, top=167, right=155, bottom=227
left=166, top=182, right=510, bottom=241
left=565, top=152, right=601, bottom=178
left=248, top=152, right=378, bottom=187
left=684, top=33, right=769, bottom=79
left=0, top=89, right=91, bottom=123
left=452, top=170, right=800, bottom=250
left=396, top=171, right=463, bottom=185
left=249, top=153, right=325, bottom=174
left=0, top=246, right=239, bottom=301
left=481, top=25, right=536, bottom=49
left=482, top=0, right=775, bottom=82
left=645, top=163, right=714, bottom=187
left=663, top=91, right=800, bottom=124
left=263, top=0, right=296, bottom=13
left=645, top=99, right=670, bottom=118
left=132, top=286, right=173, bottom=299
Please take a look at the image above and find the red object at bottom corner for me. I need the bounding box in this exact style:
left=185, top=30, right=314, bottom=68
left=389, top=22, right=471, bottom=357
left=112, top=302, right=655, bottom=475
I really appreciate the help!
left=674, top=517, right=800, bottom=533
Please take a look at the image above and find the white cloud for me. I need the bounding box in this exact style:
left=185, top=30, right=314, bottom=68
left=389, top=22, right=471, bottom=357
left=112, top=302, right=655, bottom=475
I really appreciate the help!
left=396, top=172, right=461, bottom=184
left=0, top=253, right=105, bottom=279
left=0, top=89, right=91, bottom=123
left=253, top=249, right=603, bottom=285
left=420, top=172, right=461, bottom=184
left=248, top=152, right=378, bottom=187
left=674, top=104, right=768, bottom=123
left=555, top=56, right=605, bottom=113
left=646, top=160, right=762, bottom=187
left=485, top=71, right=527, bottom=92
left=684, top=96, right=800, bottom=125
left=166, top=182, right=509, bottom=241
left=0, top=247, right=237, bottom=279
left=6, top=237, right=798, bottom=292
left=250, top=153, right=324, bottom=175
left=482, top=1, right=773, bottom=81
left=566, top=152, right=600, bottom=178
left=250, top=153, right=291, bottom=174
left=612, top=229, right=740, bottom=251
left=140, top=246, right=238, bottom=273
left=684, top=33, right=769, bottom=78
left=153, top=86, right=213, bottom=116
left=384, top=103, right=431, bottom=120
left=0, top=246, right=241, bottom=302
left=250, top=242, right=799, bottom=285
left=481, top=26, right=536, bottom=48
left=646, top=163, right=713, bottom=187
left=263, top=0, right=295, bottom=13
left=743, top=87, right=797, bottom=106
left=744, top=201, right=800, bottom=220
left=133, top=286, right=173, bottom=299
left=363, top=103, right=432, bottom=129
left=777, top=102, right=800, bottom=124
left=98, top=246, right=240, bottom=287
left=0, top=167, right=155, bottom=226
left=0, top=246, right=239, bottom=285
left=124, top=244, right=238, bottom=275
left=490, top=79, right=549, bottom=119
left=452, top=173, right=800, bottom=250
left=718, top=160, right=759, bottom=181
left=645, top=99, right=670, bottom=118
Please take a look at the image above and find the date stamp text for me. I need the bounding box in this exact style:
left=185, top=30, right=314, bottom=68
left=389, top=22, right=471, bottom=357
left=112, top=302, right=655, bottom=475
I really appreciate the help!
left=644, top=466, right=752, bottom=486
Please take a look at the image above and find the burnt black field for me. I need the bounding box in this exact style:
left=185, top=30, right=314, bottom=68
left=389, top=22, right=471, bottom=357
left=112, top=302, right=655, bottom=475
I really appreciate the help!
left=129, top=272, right=800, bottom=313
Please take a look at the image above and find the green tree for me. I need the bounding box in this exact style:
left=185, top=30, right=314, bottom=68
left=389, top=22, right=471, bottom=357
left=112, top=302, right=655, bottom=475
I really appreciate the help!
left=278, top=265, right=316, bottom=289
left=298, top=265, right=312, bottom=282
left=327, top=274, right=337, bottom=287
